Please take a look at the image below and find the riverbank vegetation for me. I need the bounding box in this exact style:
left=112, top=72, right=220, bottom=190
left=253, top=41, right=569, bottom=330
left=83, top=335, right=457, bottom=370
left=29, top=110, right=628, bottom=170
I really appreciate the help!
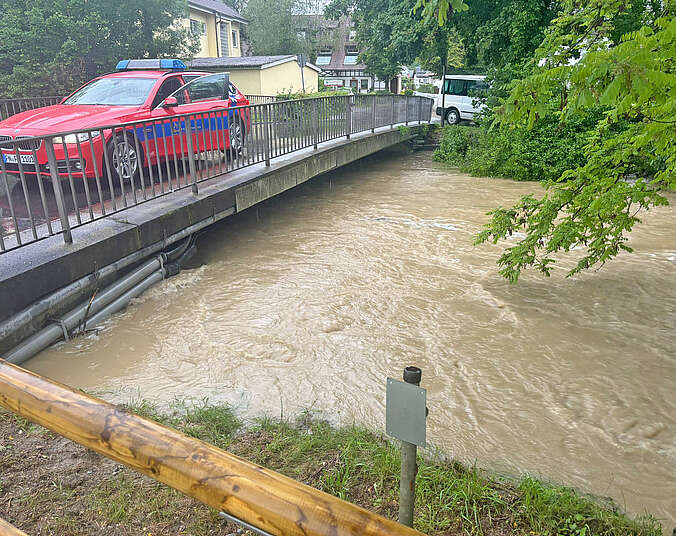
left=0, top=402, right=662, bottom=535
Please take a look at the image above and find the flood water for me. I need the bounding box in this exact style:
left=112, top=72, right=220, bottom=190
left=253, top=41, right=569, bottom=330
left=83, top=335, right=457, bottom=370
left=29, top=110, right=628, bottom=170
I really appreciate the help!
left=29, top=151, right=676, bottom=528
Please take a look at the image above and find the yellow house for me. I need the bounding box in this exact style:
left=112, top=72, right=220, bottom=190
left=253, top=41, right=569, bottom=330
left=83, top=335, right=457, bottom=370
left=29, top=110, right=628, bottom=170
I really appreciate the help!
left=186, top=0, right=247, bottom=58
left=188, top=56, right=321, bottom=95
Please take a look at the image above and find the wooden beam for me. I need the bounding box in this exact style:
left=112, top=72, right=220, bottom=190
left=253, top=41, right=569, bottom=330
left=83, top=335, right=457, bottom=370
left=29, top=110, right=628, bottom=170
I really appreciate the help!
left=0, top=360, right=423, bottom=536
left=0, top=518, right=29, bottom=536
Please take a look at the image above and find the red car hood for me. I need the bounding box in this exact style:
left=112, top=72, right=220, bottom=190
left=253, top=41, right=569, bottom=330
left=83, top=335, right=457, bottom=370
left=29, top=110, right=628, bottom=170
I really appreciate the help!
left=0, top=104, right=142, bottom=137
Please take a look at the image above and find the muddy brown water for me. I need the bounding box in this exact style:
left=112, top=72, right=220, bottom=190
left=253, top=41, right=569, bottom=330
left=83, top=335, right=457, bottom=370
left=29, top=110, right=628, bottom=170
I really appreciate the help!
left=28, top=151, right=675, bottom=529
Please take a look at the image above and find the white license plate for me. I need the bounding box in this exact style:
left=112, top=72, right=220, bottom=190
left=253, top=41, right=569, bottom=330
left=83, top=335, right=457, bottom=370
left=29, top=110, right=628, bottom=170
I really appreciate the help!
left=3, top=153, right=35, bottom=165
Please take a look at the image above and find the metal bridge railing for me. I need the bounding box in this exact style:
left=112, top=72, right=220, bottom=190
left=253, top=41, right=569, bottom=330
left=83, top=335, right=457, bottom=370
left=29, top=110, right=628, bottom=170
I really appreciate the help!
left=0, top=96, right=64, bottom=121
left=0, top=359, right=423, bottom=536
left=0, top=95, right=433, bottom=254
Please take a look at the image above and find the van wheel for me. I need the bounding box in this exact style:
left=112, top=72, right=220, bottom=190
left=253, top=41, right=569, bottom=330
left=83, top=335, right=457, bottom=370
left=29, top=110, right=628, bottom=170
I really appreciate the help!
left=445, top=108, right=460, bottom=125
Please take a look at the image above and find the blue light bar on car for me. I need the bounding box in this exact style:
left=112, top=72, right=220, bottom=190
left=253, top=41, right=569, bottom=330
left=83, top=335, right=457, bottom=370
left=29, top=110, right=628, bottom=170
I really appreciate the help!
left=115, top=59, right=187, bottom=71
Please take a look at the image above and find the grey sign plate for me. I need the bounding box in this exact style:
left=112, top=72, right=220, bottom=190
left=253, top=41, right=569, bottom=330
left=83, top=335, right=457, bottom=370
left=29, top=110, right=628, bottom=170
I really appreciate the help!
left=386, top=378, right=426, bottom=447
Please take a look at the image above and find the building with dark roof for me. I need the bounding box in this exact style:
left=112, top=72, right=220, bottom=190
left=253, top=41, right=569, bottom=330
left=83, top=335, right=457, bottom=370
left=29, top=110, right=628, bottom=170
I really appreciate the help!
left=187, top=0, right=248, bottom=59
left=312, top=17, right=399, bottom=93
left=188, top=55, right=321, bottom=95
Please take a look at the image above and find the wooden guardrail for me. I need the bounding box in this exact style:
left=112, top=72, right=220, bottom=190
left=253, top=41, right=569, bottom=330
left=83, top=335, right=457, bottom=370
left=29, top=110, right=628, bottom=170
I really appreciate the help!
left=0, top=359, right=423, bottom=536
left=0, top=517, right=29, bottom=535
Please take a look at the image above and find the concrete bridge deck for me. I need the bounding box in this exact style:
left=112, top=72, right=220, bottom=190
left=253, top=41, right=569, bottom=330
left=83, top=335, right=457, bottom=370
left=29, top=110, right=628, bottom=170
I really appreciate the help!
left=0, top=124, right=423, bottom=351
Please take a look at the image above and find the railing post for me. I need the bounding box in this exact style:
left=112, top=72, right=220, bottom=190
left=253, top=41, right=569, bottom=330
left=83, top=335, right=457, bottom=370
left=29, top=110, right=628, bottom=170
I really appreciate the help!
left=418, top=97, right=422, bottom=125
left=371, top=96, right=376, bottom=133
left=345, top=96, right=352, bottom=139
left=405, top=96, right=409, bottom=126
left=184, top=116, right=198, bottom=195
left=391, top=95, right=395, bottom=129
left=313, top=99, right=318, bottom=150
left=264, top=104, right=271, bottom=166
left=44, top=138, right=72, bottom=245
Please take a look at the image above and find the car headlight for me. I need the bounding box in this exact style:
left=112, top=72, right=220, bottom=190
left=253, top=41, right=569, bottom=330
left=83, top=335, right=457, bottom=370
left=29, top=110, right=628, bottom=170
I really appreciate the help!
left=53, top=132, right=100, bottom=144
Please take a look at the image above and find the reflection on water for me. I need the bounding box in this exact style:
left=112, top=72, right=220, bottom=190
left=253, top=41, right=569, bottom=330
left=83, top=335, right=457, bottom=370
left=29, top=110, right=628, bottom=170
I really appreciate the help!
left=29, top=151, right=676, bottom=528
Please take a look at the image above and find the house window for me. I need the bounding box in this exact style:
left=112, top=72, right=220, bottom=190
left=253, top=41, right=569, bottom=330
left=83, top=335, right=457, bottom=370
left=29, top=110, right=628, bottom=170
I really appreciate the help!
left=348, top=30, right=357, bottom=41
left=232, top=30, right=238, bottom=48
left=316, top=55, right=332, bottom=65
left=190, top=19, right=206, bottom=36
left=344, top=55, right=358, bottom=65
left=360, top=79, right=368, bottom=90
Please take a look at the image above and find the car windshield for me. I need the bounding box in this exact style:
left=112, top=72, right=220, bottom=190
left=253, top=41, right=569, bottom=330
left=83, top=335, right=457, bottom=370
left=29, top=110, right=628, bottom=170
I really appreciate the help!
left=63, top=78, right=156, bottom=106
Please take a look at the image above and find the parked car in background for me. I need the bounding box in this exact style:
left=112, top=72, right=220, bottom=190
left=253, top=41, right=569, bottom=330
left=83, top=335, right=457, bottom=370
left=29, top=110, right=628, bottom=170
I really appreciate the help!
left=0, top=59, right=250, bottom=183
left=420, top=74, right=488, bottom=125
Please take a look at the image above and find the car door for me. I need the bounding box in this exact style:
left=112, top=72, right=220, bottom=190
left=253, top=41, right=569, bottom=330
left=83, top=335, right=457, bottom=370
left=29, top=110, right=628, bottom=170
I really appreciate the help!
left=175, top=74, right=231, bottom=154
left=136, top=76, right=187, bottom=164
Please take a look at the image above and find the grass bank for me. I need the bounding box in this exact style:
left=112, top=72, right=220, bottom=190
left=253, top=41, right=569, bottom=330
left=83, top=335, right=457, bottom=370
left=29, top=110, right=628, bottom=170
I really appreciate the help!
left=0, top=401, right=662, bottom=535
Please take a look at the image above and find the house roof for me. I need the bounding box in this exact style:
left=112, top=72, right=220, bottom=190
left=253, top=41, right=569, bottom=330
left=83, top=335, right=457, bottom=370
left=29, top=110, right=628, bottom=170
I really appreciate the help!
left=324, top=46, right=366, bottom=71
left=188, top=55, right=321, bottom=73
left=189, top=0, right=247, bottom=23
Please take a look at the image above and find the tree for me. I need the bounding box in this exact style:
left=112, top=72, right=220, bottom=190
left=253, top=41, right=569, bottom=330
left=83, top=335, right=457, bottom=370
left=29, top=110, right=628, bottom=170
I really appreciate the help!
left=0, top=0, right=199, bottom=97
left=245, top=0, right=325, bottom=57
left=474, top=0, right=675, bottom=281
left=324, top=0, right=464, bottom=81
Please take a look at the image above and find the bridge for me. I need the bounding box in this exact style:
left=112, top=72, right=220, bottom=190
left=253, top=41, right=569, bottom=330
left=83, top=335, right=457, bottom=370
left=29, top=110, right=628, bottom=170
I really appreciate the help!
left=0, top=94, right=432, bottom=359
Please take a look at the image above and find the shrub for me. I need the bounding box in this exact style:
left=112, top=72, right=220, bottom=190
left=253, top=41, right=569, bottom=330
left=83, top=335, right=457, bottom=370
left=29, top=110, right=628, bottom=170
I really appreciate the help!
left=435, top=110, right=607, bottom=182
left=434, top=125, right=480, bottom=166
left=416, top=83, right=438, bottom=94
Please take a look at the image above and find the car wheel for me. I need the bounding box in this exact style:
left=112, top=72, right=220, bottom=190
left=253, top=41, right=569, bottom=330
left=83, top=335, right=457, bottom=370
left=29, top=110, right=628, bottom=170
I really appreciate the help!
left=445, top=108, right=461, bottom=125
left=228, top=117, right=245, bottom=154
left=108, top=134, right=142, bottom=182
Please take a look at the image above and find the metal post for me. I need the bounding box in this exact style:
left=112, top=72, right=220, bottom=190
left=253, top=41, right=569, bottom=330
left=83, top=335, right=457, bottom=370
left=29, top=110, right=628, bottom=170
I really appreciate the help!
left=398, top=366, right=421, bottom=528
left=312, top=99, right=318, bottom=150
left=264, top=104, right=271, bottom=166
left=418, top=97, right=422, bottom=125
left=45, top=138, right=73, bottom=244
left=405, top=96, right=409, bottom=126
left=345, top=96, right=351, bottom=139
left=441, top=63, right=446, bottom=127
left=184, top=116, right=198, bottom=195
left=391, top=95, right=395, bottom=129
left=371, top=96, right=376, bottom=133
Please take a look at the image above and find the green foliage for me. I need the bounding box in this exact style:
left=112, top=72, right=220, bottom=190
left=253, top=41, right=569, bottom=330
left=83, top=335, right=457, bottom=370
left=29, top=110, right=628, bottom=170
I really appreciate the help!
left=413, top=0, right=468, bottom=26
left=435, top=125, right=480, bottom=165
left=474, top=1, right=676, bottom=282
left=245, top=0, right=302, bottom=55
left=0, top=0, right=198, bottom=97
left=246, top=0, right=325, bottom=57
left=416, top=83, right=438, bottom=93
left=274, top=89, right=351, bottom=100
left=515, top=477, right=660, bottom=536
left=436, top=110, right=606, bottom=182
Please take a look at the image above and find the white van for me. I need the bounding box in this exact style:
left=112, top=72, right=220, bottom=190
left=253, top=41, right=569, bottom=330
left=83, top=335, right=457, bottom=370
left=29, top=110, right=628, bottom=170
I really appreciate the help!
left=431, top=75, right=488, bottom=125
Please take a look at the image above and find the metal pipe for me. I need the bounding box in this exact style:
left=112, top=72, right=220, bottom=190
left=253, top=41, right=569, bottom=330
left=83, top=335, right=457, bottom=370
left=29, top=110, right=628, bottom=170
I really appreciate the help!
left=79, top=269, right=165, bottom=330
left=0, top=360, right=424, bottom=536
left=4, top=257, right=165, bottom=365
